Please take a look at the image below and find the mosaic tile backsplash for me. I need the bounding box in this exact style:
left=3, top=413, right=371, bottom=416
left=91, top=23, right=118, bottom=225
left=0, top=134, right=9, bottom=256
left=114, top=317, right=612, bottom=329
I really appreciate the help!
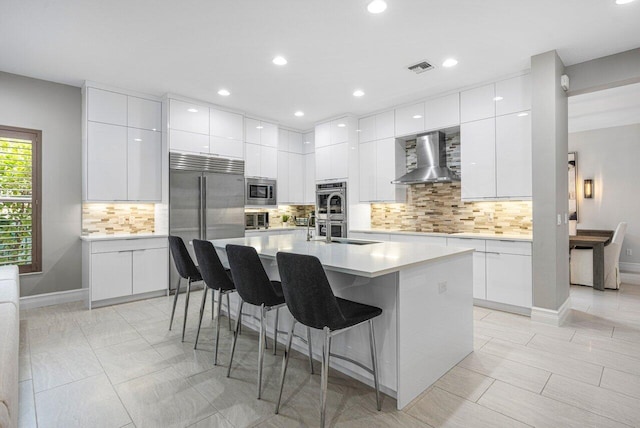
left=371, top=133, right=532, bottom=235
left=246, top=205, right=315, bottom=227
left=82, top=204, right=156, bottom=235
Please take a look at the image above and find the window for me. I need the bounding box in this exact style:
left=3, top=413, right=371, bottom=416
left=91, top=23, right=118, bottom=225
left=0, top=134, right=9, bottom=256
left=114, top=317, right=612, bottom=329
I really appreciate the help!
left=0, top=126, right=42, bottom=273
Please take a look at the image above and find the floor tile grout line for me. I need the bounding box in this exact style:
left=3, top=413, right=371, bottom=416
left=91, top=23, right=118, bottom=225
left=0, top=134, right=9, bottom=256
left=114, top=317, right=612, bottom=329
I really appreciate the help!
left=598, top=365, right=604, bottom=387
left=539, top=372, right=553, bottom=395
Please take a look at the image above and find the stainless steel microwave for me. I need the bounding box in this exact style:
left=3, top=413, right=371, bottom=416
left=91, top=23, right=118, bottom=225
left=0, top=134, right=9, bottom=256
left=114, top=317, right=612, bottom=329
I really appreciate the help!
left=245, top=178, right=277, bottom=206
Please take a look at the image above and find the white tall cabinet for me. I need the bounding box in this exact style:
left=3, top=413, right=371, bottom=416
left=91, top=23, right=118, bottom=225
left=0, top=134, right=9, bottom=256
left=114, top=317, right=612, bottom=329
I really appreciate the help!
left=277, top=129, right=306, bottom=204
left=459, top=74, right=532, bottom=200
left=315, top=116, right=355, bottom=181
left=244, top=118, right=278, bottom=179
left=83, top=85, right=162, bottom=202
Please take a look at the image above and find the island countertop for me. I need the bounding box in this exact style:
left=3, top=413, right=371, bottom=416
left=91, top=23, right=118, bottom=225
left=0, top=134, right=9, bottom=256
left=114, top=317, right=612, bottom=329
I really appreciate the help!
left=210, top=234, right=473, bottom=278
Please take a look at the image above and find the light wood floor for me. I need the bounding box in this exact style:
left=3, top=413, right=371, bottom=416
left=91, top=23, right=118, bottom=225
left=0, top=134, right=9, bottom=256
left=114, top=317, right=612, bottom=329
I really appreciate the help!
left=18, top=283, right=640, bottom=428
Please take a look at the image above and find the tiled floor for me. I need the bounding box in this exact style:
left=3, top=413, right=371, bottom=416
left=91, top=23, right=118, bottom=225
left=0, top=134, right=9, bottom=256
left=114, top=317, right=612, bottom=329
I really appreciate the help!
left=17, top=283, right=640, bottom=428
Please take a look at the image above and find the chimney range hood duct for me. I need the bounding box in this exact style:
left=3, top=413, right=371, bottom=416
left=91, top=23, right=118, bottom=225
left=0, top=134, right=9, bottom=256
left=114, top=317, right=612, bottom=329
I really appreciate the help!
left=392, top=131, right=460, bottom=184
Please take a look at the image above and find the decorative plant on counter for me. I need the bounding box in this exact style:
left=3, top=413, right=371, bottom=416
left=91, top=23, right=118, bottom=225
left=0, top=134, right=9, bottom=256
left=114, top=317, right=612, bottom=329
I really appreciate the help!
left=281, top=214, right=290, bottom=224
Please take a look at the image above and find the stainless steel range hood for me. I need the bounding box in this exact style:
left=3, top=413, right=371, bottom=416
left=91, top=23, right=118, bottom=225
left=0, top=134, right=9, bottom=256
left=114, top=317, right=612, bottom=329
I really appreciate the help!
left=392, top=131, right=460, bottom=184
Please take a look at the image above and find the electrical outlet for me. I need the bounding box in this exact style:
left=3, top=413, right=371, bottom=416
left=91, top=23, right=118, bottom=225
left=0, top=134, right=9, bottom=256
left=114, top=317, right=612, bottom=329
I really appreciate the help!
left=627, top=249, right=633, bottom=256
left=438, top=282, right=447, bottom=294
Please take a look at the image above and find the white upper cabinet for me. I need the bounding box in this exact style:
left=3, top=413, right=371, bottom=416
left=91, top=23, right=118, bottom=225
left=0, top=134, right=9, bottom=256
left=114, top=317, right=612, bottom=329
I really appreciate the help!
left=315, top=145, right=331, bottom=181
left=278, top=129, right=289, bottom=152
left=245, top=118, right=278, bottom=147
left=127, top=96, right=161, bottom=131
left=395, top=102, right=425, bottom=137
left=302, top=131, right=315, bottom=154
left=303, top=153, right=316, bottom=204
left=169, top=99, right=209, bottom=134
left=210, top=136, right=243, bottom=159
left=495, top=75, right=531, bottom=116
left=315, top=121, right=331, bottom=148
left=330, top=118, right=349, bottom=144
left=127, top=128, right=162, bottom=201
left=87, top=88, right=127, bottom=126
left=460, top=84, right=495, bottom=123
left=316, top=143, right=349, bottom=181
left=277, top=151, right=290, bottom=203
left=496, top=112, right=532, bottom=198
left=170, top=129, right=209, bottom=154
left=359, top=138, right=405, bottom=202
left=87, top=122, right=128, bottom=201
left=288, top=131, right=303, bottom=154
left=358, top=116, right=376, bottom=144
left=244, top=143, right=261, bottom=177
left=359, top=110, right=395, bottom=143
left=260, top=145, right=278, bottom=178
left=210, top=109, right=243, bottom=140
left=424, top=93, right=460, bottom=131
left=460, top=118, right=496, bottom=199
left=289, top=153, right=304, bottom=202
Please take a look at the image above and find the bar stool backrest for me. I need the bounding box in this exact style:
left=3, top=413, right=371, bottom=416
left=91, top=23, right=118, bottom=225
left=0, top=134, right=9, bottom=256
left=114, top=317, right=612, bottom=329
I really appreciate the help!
left=276, top=252, right=346, bottom=330
left=168, top=235, right=199, bottom=279
left=193, top=239, right=234, bottom=291
left=226, top=244, right=282, bottom=307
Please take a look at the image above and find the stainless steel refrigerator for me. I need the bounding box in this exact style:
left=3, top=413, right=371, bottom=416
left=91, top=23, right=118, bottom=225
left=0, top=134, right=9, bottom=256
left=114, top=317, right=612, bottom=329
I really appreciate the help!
left=169, top=152, right=245, bottom=289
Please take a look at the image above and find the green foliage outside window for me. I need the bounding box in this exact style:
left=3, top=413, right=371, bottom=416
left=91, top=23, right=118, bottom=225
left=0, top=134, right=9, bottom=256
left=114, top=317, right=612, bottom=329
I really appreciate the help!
left=0, top=138, right=33, bottom=266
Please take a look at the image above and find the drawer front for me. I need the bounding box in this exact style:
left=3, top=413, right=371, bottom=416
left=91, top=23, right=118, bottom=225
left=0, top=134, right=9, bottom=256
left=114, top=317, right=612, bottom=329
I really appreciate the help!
left=91, top=237, right=168, bottom=254
left=486, top=240, right=531, bottom=256
left=447, top=238, right=486, bottom=252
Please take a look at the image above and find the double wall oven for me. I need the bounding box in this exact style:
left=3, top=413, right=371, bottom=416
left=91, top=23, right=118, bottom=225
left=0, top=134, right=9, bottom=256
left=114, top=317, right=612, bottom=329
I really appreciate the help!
left=316, top=181, right=347, bottom=238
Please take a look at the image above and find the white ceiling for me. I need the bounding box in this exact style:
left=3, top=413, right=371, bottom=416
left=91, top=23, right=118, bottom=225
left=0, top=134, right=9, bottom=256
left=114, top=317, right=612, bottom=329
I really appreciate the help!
left=569, top=82, right=640, bottom=133
left=1, top=0, right=639, bottom=130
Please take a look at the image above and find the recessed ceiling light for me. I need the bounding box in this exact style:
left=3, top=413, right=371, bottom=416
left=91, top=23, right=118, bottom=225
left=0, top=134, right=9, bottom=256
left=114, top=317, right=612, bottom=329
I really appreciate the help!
left=217, top=89, right=230, bottom=96
left=616, top=0, right=635, bottom=4
left=272, top=56, right=288, bottom=65
left=353, top=90, right=365, bottom=97
left=442, top=58, right=458, bottom=68
left=187, top=108, right=198, bottom=113
left=367, top=0, right=387, bottom=14
left=294, top=111, right=304, bottom=117
left=337, top=123, right=346, bottom=128
left=412, top=115, right=422, bottom=119
left=152, top=128, right=157, bottom=131
left=493, top=96, right=504, bottom=101
left=133, top=138, right=142, bottom=142
left=517, top=112, right=529, bottom=117
left=256, top=125, right=264, bottom=129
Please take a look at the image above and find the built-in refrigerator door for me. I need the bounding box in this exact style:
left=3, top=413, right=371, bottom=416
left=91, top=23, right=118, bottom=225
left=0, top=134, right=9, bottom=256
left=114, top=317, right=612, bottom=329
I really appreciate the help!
left=169, top=169, right=203, bottom=290
left=204, top=172, right=245, bottom=240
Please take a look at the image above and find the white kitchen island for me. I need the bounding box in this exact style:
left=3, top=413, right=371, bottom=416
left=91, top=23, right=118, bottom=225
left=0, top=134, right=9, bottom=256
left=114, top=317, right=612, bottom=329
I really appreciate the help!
left=211, top=234, right=473, bottom=409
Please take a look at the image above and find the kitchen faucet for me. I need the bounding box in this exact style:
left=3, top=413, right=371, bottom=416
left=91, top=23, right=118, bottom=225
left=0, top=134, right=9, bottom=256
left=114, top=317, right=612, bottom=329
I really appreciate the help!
left=325, top=192, right=342, bottom=243
left=306, top=213, right=315, bottom=241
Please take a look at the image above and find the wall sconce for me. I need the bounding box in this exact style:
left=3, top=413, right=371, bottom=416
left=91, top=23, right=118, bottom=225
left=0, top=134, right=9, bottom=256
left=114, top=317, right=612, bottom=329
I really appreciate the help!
left=584, top=179, right=594, bottom=199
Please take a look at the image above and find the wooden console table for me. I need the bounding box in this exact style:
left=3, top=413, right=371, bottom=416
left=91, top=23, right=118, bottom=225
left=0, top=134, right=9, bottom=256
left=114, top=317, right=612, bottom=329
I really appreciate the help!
left=569, top=234, right=612, bottom=291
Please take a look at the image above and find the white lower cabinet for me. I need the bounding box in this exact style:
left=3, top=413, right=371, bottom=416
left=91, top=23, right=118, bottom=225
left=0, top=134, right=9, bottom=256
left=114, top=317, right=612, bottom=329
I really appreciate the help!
left=485, top=240, right=532, bottom=308
left=84, top=237, right=168, bottom=307
left=447, top=238, right=487, bottom=299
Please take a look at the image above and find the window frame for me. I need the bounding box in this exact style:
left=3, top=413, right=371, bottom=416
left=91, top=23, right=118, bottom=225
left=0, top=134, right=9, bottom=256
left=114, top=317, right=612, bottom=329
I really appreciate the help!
left=0, top=125, right=42, bottom=274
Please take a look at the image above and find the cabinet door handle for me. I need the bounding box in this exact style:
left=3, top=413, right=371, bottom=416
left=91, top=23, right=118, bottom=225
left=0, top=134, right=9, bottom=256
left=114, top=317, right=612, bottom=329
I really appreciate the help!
left=484, top=251, right=501, bottom=255
left=118, top=250, right=130, bottom=254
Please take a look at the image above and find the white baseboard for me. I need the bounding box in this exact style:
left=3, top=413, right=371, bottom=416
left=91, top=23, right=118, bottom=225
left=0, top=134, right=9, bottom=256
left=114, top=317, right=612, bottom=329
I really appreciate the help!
left=620, top=262, right=640, bottom=274
left=531, top=296, right=571, bottom=326
left=20, top=288, right=88, bottom=310
left=473, top=299, right=531, bottom=316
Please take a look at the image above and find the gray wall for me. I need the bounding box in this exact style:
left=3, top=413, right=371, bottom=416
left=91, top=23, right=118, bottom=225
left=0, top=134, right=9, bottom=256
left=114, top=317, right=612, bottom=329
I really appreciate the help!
left=0, top=72, right=82, bottom=297
left=531, top=51, right=570, bottom=311
left=569, top=123, right=640, bottom=267
left=565, top=48, right=640, bottom=96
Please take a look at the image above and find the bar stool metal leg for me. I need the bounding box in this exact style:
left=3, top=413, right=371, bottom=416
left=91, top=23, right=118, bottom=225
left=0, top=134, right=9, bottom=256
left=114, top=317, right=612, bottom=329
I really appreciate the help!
left=227, top=299, right=244, bottom=377
left=273, top=307, right=279, bottom=355
left=181, top=278, right=192, bottom=342
left=211, top=288, right=215, bottom=320
left=275, top=320, right=296, bottom=414
left=368, top=319, right=381, bottom=411
left=194, top=286, right=209, bottom=349
left=307, top=327, right=314, bottom=374
left=214, top=290, right=224, bottom=365
left=226, top=293, right=232, bottom=331
left=320, top=327, right=331, bottom=428
left=258, top=305, right=266, bottom=399
left=169, top=277, right=181, bottom=330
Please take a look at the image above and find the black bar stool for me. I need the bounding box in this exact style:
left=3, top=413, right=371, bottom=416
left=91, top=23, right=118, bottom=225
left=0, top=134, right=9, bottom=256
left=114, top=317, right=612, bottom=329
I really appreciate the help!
left=168, top=236, right=202, bottom=342
left=275, top=252, right=382, bottom=427
left=192, top=239, right=236, bottom=364
left=225, top=244, right=313, bottom=399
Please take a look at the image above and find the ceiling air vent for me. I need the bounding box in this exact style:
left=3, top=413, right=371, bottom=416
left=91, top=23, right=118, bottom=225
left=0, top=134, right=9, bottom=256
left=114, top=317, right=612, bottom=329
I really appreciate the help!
left=407, top=60, right=435, bottom=74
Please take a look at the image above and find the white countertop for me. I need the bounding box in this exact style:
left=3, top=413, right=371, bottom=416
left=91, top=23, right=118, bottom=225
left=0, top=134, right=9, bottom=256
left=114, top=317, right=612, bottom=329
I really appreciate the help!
left=245, top=226, right=305, bottom=232
left=211, top=235, right=472, bottom=278
left=80, top=234, right=168, bottom=242
left=351, top=229, right=532, bottom=242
